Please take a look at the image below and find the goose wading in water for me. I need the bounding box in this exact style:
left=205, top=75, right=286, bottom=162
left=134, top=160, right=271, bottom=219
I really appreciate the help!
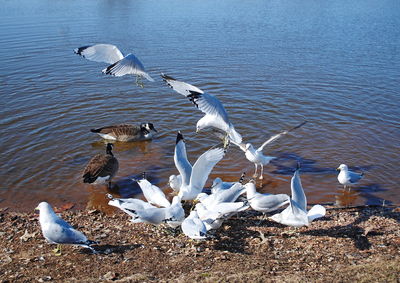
left=82, top=143, right=119, bottom=189
left=90, top=122, right=157, bottom=142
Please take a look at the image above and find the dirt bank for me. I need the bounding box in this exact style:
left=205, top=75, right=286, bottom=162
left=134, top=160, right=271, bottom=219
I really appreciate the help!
left=0, top=205, right=399, bottom=282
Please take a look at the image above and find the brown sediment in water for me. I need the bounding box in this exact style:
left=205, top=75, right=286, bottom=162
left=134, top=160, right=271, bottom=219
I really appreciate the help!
left=1, top=205, right=399, bottom=282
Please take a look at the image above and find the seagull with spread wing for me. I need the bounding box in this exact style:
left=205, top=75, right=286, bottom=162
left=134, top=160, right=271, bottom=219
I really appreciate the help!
left=161, top=74, right=242, bottom=145
left=232, top=121, right=307, bottom=179
left=74, top=43, right=154, bottom=87
left=171, top=131, right=225, bottom=201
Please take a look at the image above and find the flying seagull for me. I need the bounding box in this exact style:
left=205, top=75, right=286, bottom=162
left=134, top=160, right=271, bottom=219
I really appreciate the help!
left=74, top=43, right=154, bottom=87
left=170, top=132, right=225, bottom=200
left=232, top=121, right=307, bottom=179
left=269, top=165, right=326, bottom=227
left=161, top=74, right=242, bottom=145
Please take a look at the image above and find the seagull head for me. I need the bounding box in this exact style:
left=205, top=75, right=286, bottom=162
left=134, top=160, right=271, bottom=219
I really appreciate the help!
left=168, top=175, right=181, bottom=192
left=211, top=177, right=222, bottom=188
left=245, top=143, right=253, bottom=151
left=336, top=164, right=348, bottom=172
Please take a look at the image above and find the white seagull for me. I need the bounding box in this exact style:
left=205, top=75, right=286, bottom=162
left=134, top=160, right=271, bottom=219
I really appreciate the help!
left=74, top=43, right=154, bottom=86
left=181, top=210, right=208, bottom=240
left=232, top=121, right=307, bottom=179
left=171, top=132, right=226, bottom=200
left=195, top=201, right=249, bottom=231
left=337, top=164, right=364, bottom=190
left=211, top=173, right=246, bottom=194
left=244, top=181, right=290, bottom=213
left=197, top=182, right=246, bottom=208
left=35, top=202, right=97, bottom=255
left=161, top=74, right=242, bottom=145
left=122, top=196, right=184, bottom=227
left=137, top=176, right=171, bottom=208
left=108, top=194, right=157, bottom=219
left=269, top=166, right=326, bottom=227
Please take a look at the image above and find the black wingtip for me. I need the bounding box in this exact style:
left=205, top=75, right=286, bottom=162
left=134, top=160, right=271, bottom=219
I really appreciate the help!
left=142, top=172, right=146, bottom=180
left=74, top=45, right=90, bottom=56
left=239, top=172, right=246, bottom=184
left=90, top=128, right=100, bottom=133
left=176, top=131, right=185, bottom=144
left=161, top=73, right=176, bottom=81
left=296, top=162, right=301, bottom=171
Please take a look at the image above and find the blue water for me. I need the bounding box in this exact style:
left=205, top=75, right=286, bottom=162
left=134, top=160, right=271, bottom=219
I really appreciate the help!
left=1, top=0, right=399, bottom=211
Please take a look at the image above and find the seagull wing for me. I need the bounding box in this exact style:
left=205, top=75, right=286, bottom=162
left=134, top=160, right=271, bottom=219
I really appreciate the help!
left=189, top=148, right=225, bottom=193
left=290, top=168, right=307, bottom=211
left=307, top=205, right=326, bottom=222
left=137, top=179, right=170, bottom=207
left=74, top=44, right=124, bottom=64
left=257, top=121, right=307, bottom=152
left=102, top=53, right=154, bottom=81
left=162, top=74, right=229, bottom=123
left=349, top=171, right=363, bottom=183
left=174, top=132, right=192, bottom=186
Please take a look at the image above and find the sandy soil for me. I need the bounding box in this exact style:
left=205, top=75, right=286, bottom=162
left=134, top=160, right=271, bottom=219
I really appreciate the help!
left=0, top=205, right=399, bottom=282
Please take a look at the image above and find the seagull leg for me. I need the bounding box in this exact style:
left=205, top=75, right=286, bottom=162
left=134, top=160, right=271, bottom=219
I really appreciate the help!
left=223, top=133, right=230, bottom=149
left=253, top=164, right=258, bottom=178
left=259, top=164, right=264, bottom=180
left=53, top=244, right=62, bottom=256
left=136, top=76, right=144, bottom=88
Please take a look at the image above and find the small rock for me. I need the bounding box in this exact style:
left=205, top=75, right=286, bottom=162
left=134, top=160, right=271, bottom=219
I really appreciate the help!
left=20, top=230, right=36, bottom=242
left=103, top=271, right=118, bottom=281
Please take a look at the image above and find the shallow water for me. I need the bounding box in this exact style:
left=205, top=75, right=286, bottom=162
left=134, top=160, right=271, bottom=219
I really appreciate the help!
left=1, top=0, right=399, bottom=211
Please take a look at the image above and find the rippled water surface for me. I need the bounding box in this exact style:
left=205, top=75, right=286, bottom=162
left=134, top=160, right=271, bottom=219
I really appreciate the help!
left=1, top=0, right=399, bottom=211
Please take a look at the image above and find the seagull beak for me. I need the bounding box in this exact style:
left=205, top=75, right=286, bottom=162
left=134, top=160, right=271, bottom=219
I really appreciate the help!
left=336, top=167, right=340, bottom=171
left=34, top=207, right=39, bottom=213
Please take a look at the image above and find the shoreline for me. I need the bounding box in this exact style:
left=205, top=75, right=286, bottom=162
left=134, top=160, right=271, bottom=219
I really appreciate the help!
left=1, top=205, right=399, bottom=282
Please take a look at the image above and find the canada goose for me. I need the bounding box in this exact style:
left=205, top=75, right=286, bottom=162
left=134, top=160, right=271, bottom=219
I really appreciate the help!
left=82, top=143, right=119, bottom=189
left=35, top=202, right=97, bottom=255
left=90, top=123, right=157, bottom=142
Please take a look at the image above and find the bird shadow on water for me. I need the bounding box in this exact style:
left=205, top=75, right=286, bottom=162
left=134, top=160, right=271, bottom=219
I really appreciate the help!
left=270, top=152, right=375, bottom=175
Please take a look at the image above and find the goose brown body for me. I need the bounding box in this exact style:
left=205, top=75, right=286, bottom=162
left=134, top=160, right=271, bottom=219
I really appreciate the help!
left=90, top=123, right=157, bottom=142
left=82, top=143, right=119, bottom=187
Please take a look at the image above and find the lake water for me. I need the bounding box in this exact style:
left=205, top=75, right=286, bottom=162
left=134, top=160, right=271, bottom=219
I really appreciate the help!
left=1, top=0, right=399, bottom=211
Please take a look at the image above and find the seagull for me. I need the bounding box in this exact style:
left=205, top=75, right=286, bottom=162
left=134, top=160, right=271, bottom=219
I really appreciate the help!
left=211, top=172, right=246, bottom=194
left=195, top=201, right=249, bottom=231
left=108, top=194, right=157, bottom=219
left=244, top=181, right=290, bottom=213
left=137, top=175, right=171, bottom=208
left=269, top=166, right=326, bottom=227
left=168, top=174, right=182, bottom=192
left=124, top=196, right=184, bottom=227
left=161, top=74, right=242, bottom=145
left=197, top=182, right=246, bottom=208
left=82, top=143, right=119, bottom=189
left=35, top=202, right=97, bottom=255
left=171, top=132, right=226, bottom=200
left=181, top=210, right=208, bottom=240
left=90, top=123, right=157, bottom=142
left=168, top=131, right=191, bottom=193
left=74, top=43, right=154, bottom=87
left=232, top=121, right=307, bottom=179
left=337, top=164, right=364, bottom=190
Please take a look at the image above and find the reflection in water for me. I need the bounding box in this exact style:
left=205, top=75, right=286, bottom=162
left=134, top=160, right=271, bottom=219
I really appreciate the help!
left=335, top=188, right=359, bottom=207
